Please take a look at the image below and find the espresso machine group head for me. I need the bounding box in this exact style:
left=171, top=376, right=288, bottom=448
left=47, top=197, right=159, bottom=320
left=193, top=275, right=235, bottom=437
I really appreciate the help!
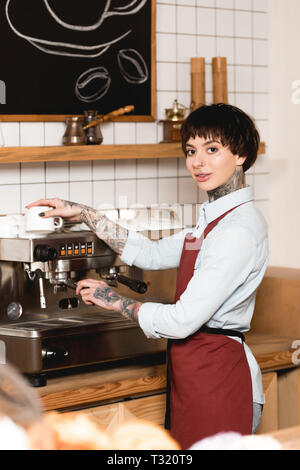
left=0, top=232, right=165, bottom=386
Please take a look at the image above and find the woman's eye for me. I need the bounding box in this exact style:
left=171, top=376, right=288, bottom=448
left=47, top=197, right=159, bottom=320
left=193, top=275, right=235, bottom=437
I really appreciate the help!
left=186, top=149, right=195, bottom=156
left=207, top=147, right=218, bottom=154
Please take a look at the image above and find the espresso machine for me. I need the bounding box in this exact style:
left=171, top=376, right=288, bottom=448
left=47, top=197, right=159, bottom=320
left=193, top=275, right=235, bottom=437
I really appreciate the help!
left=0, top=231, right=167, bottom=386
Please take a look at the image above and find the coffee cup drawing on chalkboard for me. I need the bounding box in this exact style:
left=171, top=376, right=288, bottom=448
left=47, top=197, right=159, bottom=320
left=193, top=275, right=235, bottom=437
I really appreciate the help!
left=3, top=0, right=153, bottom=116
left=5, top=0, right=147, bottom=58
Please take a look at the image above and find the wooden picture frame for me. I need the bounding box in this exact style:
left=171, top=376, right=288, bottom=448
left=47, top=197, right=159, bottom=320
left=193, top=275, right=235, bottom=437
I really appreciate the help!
left=0, top=0, right=156, bottom=122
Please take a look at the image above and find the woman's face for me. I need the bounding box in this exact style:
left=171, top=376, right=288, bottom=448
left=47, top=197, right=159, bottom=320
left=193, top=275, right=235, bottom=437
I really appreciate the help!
left=185, top=135, right=246, bottom=192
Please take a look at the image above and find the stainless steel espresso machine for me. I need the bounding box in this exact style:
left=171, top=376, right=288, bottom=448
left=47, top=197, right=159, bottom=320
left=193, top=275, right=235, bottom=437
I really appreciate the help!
left=0, top=231, right=166, bottom=386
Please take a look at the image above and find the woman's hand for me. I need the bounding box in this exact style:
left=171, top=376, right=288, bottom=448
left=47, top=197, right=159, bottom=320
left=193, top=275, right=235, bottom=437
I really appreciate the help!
left=76, top=279, right=142, bottom=323
left=26, top=198, right=88, bottom=222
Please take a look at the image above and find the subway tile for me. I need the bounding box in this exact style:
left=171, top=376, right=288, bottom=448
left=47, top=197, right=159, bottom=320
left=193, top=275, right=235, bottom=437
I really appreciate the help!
left=20, top=122, right=44, bottom=147
left=178, top=156, right=189, bottom=177
left=197, top=7, right=216, bottom=36
left=93, top=160, right=115, bottom=180
left=157, top=62, right=177, bottom=91
left=216, top=37, right=234, bottom=64
left=45, top=182, right=69, bottom=200
left=178, top=0, right=197, bottom=5
left=253, top=67, right=268, bottom=93
left=136, top=123, right=157, bottom=144
left=177, top=6, right=197, bottom=35
left=177, top=63, right=191, bottom=92
left=114, top=123, right=136, bottom=144
left=0, top=163, right=20, bottom=184
left=177, top=34, right=197, bottom=62
left=205, top=63, right=213, bottom=93
left=137, top=158, right=157, bottom=178
left=156, top=33, right=177, bottom=62
left=69, top=181, right=92, bottom=206
left=196, top=0, right=215, bottom=7
left=115, top=179, right=137, bottom=208
left=253, top=173, right=269, bottom=200
left=216, top=0, right=234, bottom=8
left=253, top=40, right=268, bottom=66
left=156, top=4, right=176, bottom=33
left=253, top=12, right=268, bottom=39
left=21, top=183, right=45, bottom=210
left=158, top=178, right=178, bottom=204
left=216, top=9, right=234, bottom=37
left=253, top=93, right=268, bottom=120
left=0, top=184, right=20, bottom=214
left=235, top=0, right=251, bottom=10
left=44, top=122, right=65, bottom=146
left=115, top=159, right=137, bottom=180
left=235, top=38, right=252, bottom=65
left=136, top=179, right=158, bottom=206
left=21, top=163, right=45, bottom=184
left=0, top=122, right=20, bottom=147
left=235, top=10, right=252, bottom=37
left=69, top=161, right=92, bottom=181
left=253, top=0, right=268, bottom=12
left=158, top=158, right=178, bottom=177
left=46, top=161, right=69, bottom=182
left=253, top=153, right=270, bottom=174
left=197, top=36, right=216, bottom=62
left=255, top=120, right=269, bottom=142
left=93, top=180, right=115, bottom=210
left=235, top=93, right=253, bottom=116
left=178, top=177, right=198, bottom=204
left=235, top=66, right=253, bottom=92
left=101, top=122, right=114, bottom=145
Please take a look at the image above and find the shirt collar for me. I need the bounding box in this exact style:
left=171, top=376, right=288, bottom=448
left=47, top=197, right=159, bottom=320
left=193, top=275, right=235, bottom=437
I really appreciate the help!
left=201, top=186, right=254, bottom=224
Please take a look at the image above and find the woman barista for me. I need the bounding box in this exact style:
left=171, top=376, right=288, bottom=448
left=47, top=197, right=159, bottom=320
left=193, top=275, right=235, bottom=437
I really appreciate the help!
left=27, top=104, right=268, bottom=449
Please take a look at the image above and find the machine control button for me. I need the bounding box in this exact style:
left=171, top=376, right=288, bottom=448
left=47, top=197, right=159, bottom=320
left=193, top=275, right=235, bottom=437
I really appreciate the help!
left=80, top=242, right=86, bottom=254
left=59, top=244, right=66, bottom=256
left=34, top=245, right=58, bottom=262
left=87, top=242, right=93, bottom=254
left=67, top=243, right=73, bottom=256
left=7, top=302, right=23, bottom=320
left=74, top=243, right=79, bottom=256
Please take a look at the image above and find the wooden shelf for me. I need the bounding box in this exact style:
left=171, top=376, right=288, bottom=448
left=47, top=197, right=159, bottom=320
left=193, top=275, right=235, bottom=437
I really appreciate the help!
left=0, top=142, right=266, bottom=164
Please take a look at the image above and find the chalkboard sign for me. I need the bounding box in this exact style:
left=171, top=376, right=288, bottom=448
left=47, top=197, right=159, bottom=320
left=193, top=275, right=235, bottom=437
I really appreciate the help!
left=0, top=0, right=156, bottom=121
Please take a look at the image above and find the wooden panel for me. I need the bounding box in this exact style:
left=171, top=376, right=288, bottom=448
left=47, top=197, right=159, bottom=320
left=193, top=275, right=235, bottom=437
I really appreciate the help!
left=0, top=142, right=266, bottom=164
left=256, top=373, right=278, bottom=434
left=68, top=394, right=167, bottom=429
left=0, top=143, right=183, bottom=163
left=252, top=267, right=300, bottom=338
left=278, top=368, right=300, bottom=430
left=39, top=364, right=167, bottom=412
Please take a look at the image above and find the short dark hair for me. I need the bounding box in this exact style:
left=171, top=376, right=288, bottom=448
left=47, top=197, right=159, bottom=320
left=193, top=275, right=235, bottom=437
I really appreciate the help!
left=181, top=103, right=260, bottom=172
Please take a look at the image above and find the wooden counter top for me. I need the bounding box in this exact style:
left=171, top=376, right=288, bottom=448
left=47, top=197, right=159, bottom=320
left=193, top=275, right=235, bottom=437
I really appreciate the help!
left=38, top=332, right=297, bottom=412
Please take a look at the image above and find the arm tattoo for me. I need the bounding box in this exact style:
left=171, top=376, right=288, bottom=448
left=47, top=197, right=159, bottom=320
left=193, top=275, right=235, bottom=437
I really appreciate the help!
left=207, top=168, right=245, bottom=202
left=93, top=287, right=141, bottom=323
left=118, top=298, right=142, bottom=323
left=80, top=207, right=128, bottom=255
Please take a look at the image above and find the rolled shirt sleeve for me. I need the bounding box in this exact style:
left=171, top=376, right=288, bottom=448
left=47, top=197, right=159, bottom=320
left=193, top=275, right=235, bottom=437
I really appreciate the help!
left=120, top=228, right=187, bottom=270
left=138, top=224, right=257, bottom=339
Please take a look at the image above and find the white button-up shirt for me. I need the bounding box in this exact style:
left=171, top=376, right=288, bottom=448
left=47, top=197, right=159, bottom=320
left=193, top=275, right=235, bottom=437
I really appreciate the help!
left=121, top=186, right=268, bottom=404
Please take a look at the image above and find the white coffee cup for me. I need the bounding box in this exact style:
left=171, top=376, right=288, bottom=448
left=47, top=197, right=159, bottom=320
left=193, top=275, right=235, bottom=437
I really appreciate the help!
left=25, top=206, right=63, bottom=234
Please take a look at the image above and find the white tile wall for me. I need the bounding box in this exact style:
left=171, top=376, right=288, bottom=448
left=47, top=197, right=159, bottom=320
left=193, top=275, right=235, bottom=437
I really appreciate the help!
left=0, top=0, right=269, bottom=224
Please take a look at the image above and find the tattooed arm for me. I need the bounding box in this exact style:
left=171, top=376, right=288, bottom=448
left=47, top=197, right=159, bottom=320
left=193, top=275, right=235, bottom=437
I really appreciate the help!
left=76, top=278, right=142, bottom=323
left=26, top=198, right=128, bottom=255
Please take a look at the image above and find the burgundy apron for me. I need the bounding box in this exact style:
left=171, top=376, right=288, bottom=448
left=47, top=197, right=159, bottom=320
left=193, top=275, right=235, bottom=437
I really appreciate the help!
left=165, top=205, right=253, bottom=449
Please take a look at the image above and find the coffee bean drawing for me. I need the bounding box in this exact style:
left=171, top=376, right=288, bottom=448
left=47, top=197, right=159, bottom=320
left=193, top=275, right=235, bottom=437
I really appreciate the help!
left=117, top=49, right=148, bottom=84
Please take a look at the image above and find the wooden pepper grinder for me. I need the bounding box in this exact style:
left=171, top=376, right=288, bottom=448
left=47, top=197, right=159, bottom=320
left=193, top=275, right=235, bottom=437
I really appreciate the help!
left=190, top=57, right=205, bottom=111
left=212, top=57, right=228, bottom=104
